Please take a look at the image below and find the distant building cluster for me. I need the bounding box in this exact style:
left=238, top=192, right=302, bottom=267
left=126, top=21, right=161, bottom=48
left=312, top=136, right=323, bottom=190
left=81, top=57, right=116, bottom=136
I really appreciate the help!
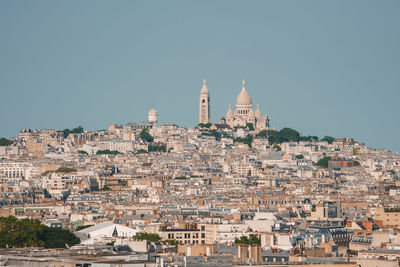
left=0, top=81, right=399, bottom=266
left=199, top=80, right=270, bottom=130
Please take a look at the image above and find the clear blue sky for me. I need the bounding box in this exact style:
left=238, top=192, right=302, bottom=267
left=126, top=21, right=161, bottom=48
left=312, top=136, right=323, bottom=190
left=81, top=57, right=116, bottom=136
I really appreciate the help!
left=0, top=1, right=399, bottom=152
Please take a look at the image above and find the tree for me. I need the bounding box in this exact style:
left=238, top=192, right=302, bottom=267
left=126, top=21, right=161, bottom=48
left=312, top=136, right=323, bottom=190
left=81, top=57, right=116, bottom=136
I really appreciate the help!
left=100, top=185, right=112, bottom=191
left=0, top=138, right=11, bottom=146
left=316, top=156, right=331, bottom=168
left=296, top=154, right=304, bottom=159
left=198, top=123, right=212, bottom=128
left=234, top=134, right=253, bottom=147
left=202, top=130, right=221, bottom=141
left=353, top=161, right=360, bottom=166
left=78, top=150, right=88, bottom=155
left=273, top=144, right=281, bottom=151
left=56, top=167, right=77, bottom=173
left=62, top=129, right=71, bottom=138
left=246, top=123, right=254, bottom=131
left=255, top=130, right=268, bottom=138
left=61, top=126, right=84, bottom=138
left=256, top=128, right=325, bottom=145
left=322, top=136, right=335, bottom=144
left=248, top=234, right=261, bottom=245
left=148, top=144, right=166, bottom=152
left=133, top=232, right=161, bottom=242
left=76, top=225, right=93, bottom=231
left=40, top=227, right=80, bottom=248
left=0, top=216, right=79, bottom=248
left=139, top=129, right=154, bottom=142
left=234, top=234, right=260, bottom=245
left=166, top=239, right=179, bottom=246
left=72, top=126, right=84, bottom=133
left=279, top=128, right=301, bottom=143
left=42, top=167, right=77, bottom=176
left=300, top=135, right=319, bottom=142
left=136, top=149, right=148, bottom=154
left=96, top=150, right=120, bottom=155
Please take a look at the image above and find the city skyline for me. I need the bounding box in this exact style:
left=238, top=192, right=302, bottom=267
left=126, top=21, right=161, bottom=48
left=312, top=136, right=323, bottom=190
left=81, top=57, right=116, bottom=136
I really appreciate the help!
left=0, top=1, right=399, bottom=265
left=0, top=0, right=399, bottom=153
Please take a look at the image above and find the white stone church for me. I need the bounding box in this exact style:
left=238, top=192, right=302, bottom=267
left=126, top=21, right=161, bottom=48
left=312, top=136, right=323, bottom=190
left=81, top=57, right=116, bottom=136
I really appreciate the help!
left=199, top=80, right=270, bottom=131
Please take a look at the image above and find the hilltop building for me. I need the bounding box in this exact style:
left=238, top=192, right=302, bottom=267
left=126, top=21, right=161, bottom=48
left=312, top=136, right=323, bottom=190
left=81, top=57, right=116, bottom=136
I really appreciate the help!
left=148, top=108, right=158, bottom=124
left=199, top=80, right=211, bottom=124
left=222, top=80, right=270, bottom=131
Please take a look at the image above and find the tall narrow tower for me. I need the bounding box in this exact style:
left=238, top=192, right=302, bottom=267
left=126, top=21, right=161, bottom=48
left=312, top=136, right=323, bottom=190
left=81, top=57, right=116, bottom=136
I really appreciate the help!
left=199, top=80, right=211, bottom=124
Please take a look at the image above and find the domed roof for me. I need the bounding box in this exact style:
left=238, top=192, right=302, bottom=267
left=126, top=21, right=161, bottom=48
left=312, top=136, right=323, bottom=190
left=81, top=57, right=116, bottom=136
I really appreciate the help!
left=148, top=108, right=157, bottom=115
left=226, top=104, right=234, bottom=118
left=236, top=80, right=252, bottom=106
left=255, top=104, right=262, bottom=118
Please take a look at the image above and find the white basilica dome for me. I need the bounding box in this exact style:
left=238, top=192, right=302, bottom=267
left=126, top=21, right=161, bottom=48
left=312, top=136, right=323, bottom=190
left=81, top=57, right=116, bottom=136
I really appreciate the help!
left=148, top=108, right=158, bottom=123
left=236, top=80, right=252, bottom=106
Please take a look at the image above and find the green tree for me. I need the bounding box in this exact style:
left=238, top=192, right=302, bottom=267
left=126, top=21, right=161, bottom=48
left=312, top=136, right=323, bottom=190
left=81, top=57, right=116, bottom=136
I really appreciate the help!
left=316, top=156, right=331, bottom=168
left=0, top=216, right=79, bottom=248
left=273, top=144, right=281, bottom=151
left=300, top=135, right=319, bottom=142
left=198, top=123, right=212, bottom=128
left=62, top=129, right=71, bottom=138
left=139, top=129, right=154, bottom=142
left=234, top=234, right=260, bottom=245
left=133, top=232, right=161, bottom=242
left=148, top=144, right=167, bottom=152
left=202, top=130, right=221, bottom=141
left=166, top=239, right=179, bottom=245
left=78, top=150, right=88, bottom=155
left=255, top=130, right=268, bottom=138
left=234, top=134, right=253, bottom=148
left=40, top=227, right=80, bottom=248
left=61, top=126, right=84, bottom=138
left=234, top=235, right=249, bottom=245
left=296, top=154, right=304, bottom=159
left=248, top=234, right=261, bottom=245
left=76, top=225, right=93, bottom=231
left=0, top=138, right=11, bottom=146
left=100, top=185, right=112, bottom=191
left=72, top=126, right=84, bottom=133
left=246, top=123, right=254, bottom=131
left=96, top=150, right=120, bottom=155
left=279, top=128, right=301, bottom=143
left=322, top=136, right=335, bottom=144
left=136, top=149, right=148, bottom=154
left=56, top=167, right=77, bottom=173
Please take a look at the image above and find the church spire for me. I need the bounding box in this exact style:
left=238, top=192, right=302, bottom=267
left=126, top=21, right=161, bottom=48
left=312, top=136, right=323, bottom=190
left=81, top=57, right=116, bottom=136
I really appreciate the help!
left=226, top=104, right=234, bottom=118
left=201, top=79, right=209, bottom=94
left=199, top=79, right=210, bottom=124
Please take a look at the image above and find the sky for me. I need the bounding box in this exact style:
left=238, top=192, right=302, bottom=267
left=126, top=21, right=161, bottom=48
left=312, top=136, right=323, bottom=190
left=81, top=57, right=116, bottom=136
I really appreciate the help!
left=0, top=1, right=399, bottom=152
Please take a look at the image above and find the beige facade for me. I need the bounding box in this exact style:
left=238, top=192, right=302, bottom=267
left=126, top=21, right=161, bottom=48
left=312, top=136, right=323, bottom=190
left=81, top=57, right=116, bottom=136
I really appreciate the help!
left=374, top=207, right=400, bottom=227
left=199, top=80, right=210, bottom=124
left=223, top=80, right=270, bottom=131
left=160, top=229, right=205, bottom=244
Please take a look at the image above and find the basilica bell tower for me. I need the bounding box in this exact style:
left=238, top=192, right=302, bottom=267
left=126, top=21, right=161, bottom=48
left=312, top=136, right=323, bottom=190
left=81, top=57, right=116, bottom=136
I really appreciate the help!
left=199, top=80, right=211, bottom=124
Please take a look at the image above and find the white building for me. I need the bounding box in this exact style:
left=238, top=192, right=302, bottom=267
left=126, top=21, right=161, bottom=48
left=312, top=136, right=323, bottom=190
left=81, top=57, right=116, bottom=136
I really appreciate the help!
left=223, top=80, right=270, bottom=130
left=199, top=80, right=211, bottom=124
left=76, top=221, right=138, bottom=245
